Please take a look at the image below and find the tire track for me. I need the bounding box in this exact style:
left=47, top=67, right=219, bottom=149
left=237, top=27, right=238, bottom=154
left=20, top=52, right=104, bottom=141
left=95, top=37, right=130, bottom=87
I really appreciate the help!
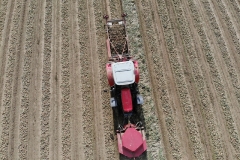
left=0, top=0, right=27, bottom=159
left=122, top=1, right=166, bottom=159
left=77, top=0, right=96, bottom=159
left=168, top=0, right=226, bottom=159
left=49, top=0, right=62, bottom=159
left=40, top=0, right=52, bottom=159
left=131, top=0, right=182, bottom=159
left=60, top=0, right=72, bottom=159
left=27, top=0, right=45, bottom=159
left=18, top=0, right=38, bottom=159
left=191, top=0, right=240, bottom=157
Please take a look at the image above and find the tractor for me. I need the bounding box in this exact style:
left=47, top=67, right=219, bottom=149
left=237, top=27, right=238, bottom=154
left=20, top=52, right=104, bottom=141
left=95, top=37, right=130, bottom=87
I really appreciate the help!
left=104, top=14, right=147, bottom=158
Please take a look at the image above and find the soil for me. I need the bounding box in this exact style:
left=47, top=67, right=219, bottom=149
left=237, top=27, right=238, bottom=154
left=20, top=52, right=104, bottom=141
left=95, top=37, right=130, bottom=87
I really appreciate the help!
left=0, top=0, right=240, bottom=159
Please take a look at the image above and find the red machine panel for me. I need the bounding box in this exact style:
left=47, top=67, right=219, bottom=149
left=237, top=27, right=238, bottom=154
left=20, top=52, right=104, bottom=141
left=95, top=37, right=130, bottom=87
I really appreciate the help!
left=133, top=60, right=139, bottom=83
left=121, top=88, right=133, bottom=112
left=106, top=63, right=114, bottom=87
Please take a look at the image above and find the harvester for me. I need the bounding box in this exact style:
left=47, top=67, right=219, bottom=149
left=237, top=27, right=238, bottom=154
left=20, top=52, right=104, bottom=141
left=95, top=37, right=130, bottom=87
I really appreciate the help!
left=104, top=14, right=147, bottom=158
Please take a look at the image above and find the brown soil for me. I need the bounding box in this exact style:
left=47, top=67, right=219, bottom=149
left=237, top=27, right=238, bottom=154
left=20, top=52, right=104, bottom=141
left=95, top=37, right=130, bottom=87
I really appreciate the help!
left=0, top=0, right=240, bottom=159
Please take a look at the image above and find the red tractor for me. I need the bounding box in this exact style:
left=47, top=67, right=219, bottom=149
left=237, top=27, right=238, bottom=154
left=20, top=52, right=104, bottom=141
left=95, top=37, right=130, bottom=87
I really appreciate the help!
left=104, top=14, right=147, bottom=158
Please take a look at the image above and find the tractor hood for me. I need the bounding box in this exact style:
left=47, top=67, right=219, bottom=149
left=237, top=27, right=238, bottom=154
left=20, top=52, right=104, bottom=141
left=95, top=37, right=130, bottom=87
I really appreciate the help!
left=112, top=61, right=135, bottom=85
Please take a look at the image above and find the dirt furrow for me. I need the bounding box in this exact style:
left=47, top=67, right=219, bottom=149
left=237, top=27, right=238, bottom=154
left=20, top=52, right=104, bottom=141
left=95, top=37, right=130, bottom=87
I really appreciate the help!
left=77, top=0, right=96, bottom=159
left=93, top=0, right=119, bottom=159
left=18, top=0, right=38, bottom=159
left=68, top=0, right=85, bottom=159
left=121, top=1, right=166, bottom=159
left=27, top=1, right=45, bottom=159
left=169, top=0, right=227, bottom=159
left=49, top=1, right=62, bottom=159
left=130, top=0, right=182, bottom=159
left=40, top=0, right=52, bottom=159
left=191, top=0, right=240, bottom=157
left=0, top=0, right=28, bottom=159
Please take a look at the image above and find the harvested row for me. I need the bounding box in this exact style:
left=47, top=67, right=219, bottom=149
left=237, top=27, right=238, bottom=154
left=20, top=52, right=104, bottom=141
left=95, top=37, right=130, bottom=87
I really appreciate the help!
left=191, top=0, right=240, bottom=158
left=122, top=0, right=166, bottom=159
left=109, top=0, right=122, bottom=19
left=169, top=0, right=225, bottom=159
left=40, top=0, right=52, bottom=159
left=0, top=0, right=25, bottom=159
left=93, top=0, right=117, bottom=159
left=132, top=0, right=182, bottom=159
left=155, top=0, right=206, bottom=159
left=77, top=0, right=96, bottom=159
left=18, top=0, right=37, bottom=159
left=60, top=0, right=72, bottom=159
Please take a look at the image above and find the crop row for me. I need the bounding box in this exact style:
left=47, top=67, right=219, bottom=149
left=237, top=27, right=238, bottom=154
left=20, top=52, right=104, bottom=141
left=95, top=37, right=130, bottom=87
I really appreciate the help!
left=77, top=0, right=96, bottom=159
left=133, top=0, right=182, bottom=159
left=122, top=0, right=166, bottom=159
left=60, top=0, right=72, bottom=159
left=155, top=0, right=206, bottom=159
left=170, top=0, right=227, bottom=159
left=0, top=0, right=24, bottom=159
left=190, top=0, right=240, bottom=157
left=18, top=0, right=37, bottom=159
left=0, top=0, right=8, bottom=44
left=228, top=0, right=240, bottom=32
left=40, top=0, right=52, bottom=159
left=93, top=0, right=118, bottom=159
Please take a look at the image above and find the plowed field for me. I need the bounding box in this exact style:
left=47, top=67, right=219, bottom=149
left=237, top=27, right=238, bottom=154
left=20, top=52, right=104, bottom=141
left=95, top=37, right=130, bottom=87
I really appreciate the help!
left=0, top=0, right=240, bottom=159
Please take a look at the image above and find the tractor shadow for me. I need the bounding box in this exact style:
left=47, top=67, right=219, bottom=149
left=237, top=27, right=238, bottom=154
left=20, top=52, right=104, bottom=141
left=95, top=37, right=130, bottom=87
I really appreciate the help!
left=112, top=104, right=148, bottom=160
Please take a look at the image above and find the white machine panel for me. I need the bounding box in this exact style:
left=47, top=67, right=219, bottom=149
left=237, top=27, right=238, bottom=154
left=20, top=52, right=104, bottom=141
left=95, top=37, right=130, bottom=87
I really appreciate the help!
left=112, top=61, right=135, bottom=85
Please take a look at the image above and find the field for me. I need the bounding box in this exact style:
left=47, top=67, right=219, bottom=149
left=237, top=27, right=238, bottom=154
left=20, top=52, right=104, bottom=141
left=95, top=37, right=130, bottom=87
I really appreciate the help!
left=0, top=0, right=240, bottom=159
